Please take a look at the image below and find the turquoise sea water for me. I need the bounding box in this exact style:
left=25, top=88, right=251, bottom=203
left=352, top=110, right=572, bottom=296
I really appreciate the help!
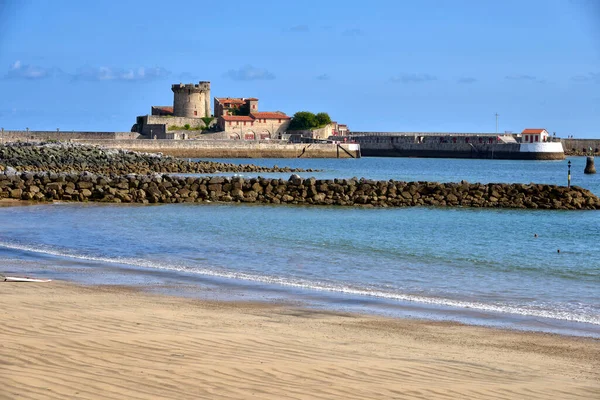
left=1, top=156, right=599, bottom=337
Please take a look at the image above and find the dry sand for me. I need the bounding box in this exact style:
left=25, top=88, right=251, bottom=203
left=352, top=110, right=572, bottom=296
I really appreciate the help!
left=1, top=281, right=598, bottom=400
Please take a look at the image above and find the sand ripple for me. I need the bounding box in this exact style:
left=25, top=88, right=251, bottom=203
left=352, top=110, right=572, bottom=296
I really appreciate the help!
left=1, top=282, right=598, bottom=399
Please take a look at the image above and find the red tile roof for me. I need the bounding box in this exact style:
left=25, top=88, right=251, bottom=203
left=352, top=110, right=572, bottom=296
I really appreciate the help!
left=522, top=129, right=547, bottom=134
left=221, top=115, right=254, bottom=122
left=216, top=97, right=246, bottom=105
left=246, top=98, right=259, bottom=101
left=250, top=112, right=290, bottom=120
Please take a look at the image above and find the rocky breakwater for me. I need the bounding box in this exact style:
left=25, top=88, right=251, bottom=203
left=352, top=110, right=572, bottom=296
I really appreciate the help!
left=1, top=172, right=599, bottom=210
left=0, top=142, right=313, bottom=175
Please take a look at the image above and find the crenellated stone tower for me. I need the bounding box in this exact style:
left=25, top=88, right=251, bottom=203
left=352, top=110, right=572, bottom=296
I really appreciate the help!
left=171, top=81, right=211, bottom=118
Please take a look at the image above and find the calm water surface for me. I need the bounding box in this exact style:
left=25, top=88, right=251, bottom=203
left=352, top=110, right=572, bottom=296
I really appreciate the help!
left=1, top=157, right=598, bottom=337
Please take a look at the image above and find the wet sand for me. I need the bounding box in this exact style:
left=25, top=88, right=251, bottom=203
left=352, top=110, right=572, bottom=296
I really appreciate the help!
left=1, top=281, right=598, bottom=400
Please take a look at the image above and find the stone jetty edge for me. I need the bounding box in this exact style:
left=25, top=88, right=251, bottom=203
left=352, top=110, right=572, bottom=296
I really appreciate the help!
left=1, top=172, right=599, bottom=210
left=0, top=142, right=316, bottom=175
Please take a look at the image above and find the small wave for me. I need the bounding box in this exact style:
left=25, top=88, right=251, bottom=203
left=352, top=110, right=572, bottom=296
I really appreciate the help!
left=1, top=240, right=598, bottom=326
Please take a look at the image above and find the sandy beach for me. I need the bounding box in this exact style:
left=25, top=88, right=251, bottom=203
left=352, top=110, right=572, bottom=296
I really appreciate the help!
left=0, top=282, right=597, bottom=399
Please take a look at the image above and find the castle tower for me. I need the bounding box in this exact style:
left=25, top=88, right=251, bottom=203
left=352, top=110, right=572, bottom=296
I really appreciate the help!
left=171, top=81, right=211, bottom=118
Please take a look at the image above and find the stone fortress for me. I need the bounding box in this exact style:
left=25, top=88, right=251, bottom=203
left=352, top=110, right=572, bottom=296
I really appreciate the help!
left=133, top=81, right=349, bottom=142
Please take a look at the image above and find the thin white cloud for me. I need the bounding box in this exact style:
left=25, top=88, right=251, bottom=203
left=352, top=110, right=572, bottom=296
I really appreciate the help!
left=505, top=74, right=537, bottom=81
left=5, top=60, right=56, bottom=80
left=457, top=77, right=477, bottom=84
left=505, top=74, right=546, bottom=84
left=342, top=28, right=364, bottom=36
left=287, top=25, right=310, bottom=32
left=224, top=65, right=275, bottom=81
left=4, top=61, right=170, bottom=82
left=72, top=66, right=170, bottom=81
left=571, top=72, right=599, bottom=83
left=391, top=73, right=437, bottom=83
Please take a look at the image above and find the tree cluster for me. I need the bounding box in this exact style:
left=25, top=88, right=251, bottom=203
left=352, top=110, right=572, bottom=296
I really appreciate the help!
left=289, top=111, right=332, bottom=130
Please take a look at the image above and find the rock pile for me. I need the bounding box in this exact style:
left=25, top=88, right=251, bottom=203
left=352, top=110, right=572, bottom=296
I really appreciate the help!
left=1, top=172, right=598, bottom=210
left=0, top=142, right=313, bottom=175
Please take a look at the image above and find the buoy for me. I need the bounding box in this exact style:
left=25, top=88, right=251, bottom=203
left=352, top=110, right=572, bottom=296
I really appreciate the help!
left=534, top=233, right=538, bottom=238
left=584, top=156, right=596, bottom=174
left=557, top=249, right=561, bottom=254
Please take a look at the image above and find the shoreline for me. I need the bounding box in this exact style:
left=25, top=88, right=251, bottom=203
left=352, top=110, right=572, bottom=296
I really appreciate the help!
left=2, top=249, right=599, bottom=340
left=1, top=199, right=599, bottom=339
left=1, top=280, right=598, bottom=399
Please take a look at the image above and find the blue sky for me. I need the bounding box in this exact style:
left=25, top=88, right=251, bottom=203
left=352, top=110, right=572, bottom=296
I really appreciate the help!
left=0, top=0, right=598, bottom=136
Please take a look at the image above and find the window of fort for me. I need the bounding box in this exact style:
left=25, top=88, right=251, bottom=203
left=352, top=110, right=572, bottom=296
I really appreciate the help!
left=194, top=111, right=197, bottom=116
left=252, top=105, right=256, bottom=109
left=244, top=121, right=246, bottom=126
left=535, top=136, right=539, bottom=142
left=236, top=121, right=239, bottom=125
left=278, top=119, right=281, bottom=123
left=228, top=122, right=232, bottom=126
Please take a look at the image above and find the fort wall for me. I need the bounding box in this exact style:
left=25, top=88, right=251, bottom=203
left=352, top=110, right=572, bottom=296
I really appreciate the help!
left=139, top=115, right=215, bottom=136
left=288, top=124, right=336, bottom=140
left=70, top=139, right=361, bottom=158
left=221, top=118, right=290, bottom=139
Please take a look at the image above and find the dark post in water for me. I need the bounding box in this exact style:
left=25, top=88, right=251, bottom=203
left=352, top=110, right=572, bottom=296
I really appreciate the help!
left=568, top=160, right=571, bottom=188
left=584, top=156, right=596, bottom=174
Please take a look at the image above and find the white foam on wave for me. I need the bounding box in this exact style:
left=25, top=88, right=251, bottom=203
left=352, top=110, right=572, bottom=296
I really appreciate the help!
left=1, top=240, right=598, bottom=326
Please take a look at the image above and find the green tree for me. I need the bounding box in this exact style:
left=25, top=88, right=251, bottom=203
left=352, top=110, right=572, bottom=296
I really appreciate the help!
left=201, top=117, right=214, bottom=127
left=315, top=112, right=332, bottom=126
left=289, top=111, right=318, bottom=130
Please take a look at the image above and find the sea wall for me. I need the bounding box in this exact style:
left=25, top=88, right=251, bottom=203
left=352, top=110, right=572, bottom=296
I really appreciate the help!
left=562, top=139, right=600, bottom=156
left=358, top=140, right=521, bottom=158
left=0, top=130, right=139, bottom=142
left=71, top=139, right=361, bottom=158
left=1, top=172, right=598, bottom=210
left=356, top=138, right=564, bottom=160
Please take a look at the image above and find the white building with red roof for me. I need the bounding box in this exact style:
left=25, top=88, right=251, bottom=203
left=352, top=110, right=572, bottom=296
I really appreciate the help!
left=521, top=128, right=549, bottom=143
